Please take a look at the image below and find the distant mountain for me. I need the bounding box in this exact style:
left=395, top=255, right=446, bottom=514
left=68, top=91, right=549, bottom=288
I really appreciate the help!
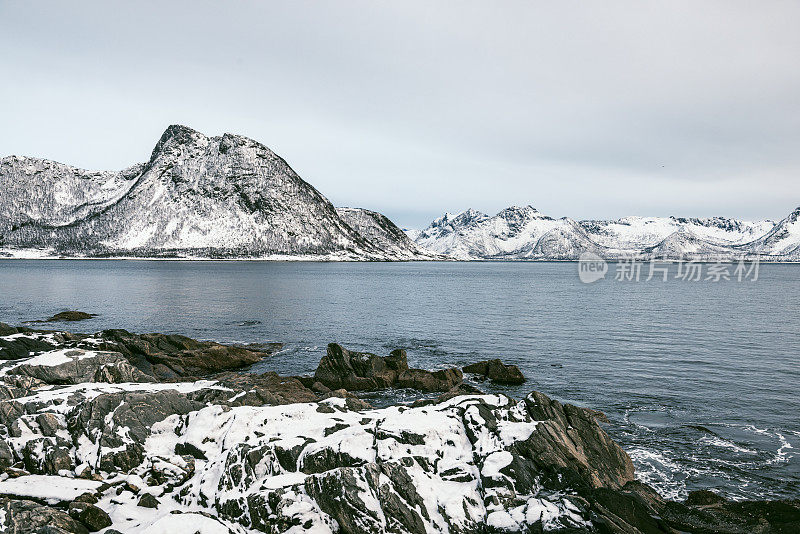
left=411, top=205, right=800, bottom=261
left=0, top=125, right=432, bottom=260
left=335, top=207, right=433, bottom=260
left=742, top=207, right=800, bottom=258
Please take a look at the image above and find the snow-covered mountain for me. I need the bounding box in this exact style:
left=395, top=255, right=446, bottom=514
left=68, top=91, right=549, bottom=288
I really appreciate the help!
left=0, top=125, right=432, bottom=260
left=742, top=207, right=800, bottom=258
left=412, top=205, right=800, bottom=261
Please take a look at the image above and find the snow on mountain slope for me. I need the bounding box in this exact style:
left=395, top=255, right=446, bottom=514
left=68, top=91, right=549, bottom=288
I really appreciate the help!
left=335, top=207, right=438, bottom=260
left=414, top=205, right=586, bottom=260
left=642, top=229, right=743, bottom=259
left=582, top=216, right=775, bottom=250
left=743, top=207, right=800, bottom=259
left=0, top=125, right=428, bottom=260
left=411, top=206, right=798, bottom=261
left=0, top=156, right=143, bottom=233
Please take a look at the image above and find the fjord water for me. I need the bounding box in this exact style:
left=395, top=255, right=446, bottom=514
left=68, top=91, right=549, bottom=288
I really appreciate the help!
left=0, top=260, right=797, bottom=501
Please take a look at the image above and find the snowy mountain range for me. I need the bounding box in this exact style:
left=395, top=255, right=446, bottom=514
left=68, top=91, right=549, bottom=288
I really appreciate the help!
left=410, top=205, right=800, bottom=261
left=0, top=125, right=431, bottom=260
left=2, top=125, right=797, bottom=262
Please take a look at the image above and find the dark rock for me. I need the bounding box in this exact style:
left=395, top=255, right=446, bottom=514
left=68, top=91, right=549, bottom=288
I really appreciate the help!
left=588, top=485, right=671, bottom=533
left=518, top=391, right=635, bottom=490
left=235, top=341, right=283, bottom=354
left=0, top=439, right=13, bottom=469
left=463, top=358, right=526, bottom=385
left=292, top=375, right=316, bottom=388
left=0, top=326, right=77, bottom=360
left=73, top=492, right=98, bottom=504
left=36, top=413, right=62, bottom=437
left=203, top=371, right=318, bottom=406
left=304, top=465, right=384, bottom=532
left=396, top=367, right=463, bottom=392
left=22, top=438, right=73, bottom=474
left=137, top=493, right=160, bottom=508
left=41, top=311, right=97, bottom=322
left=591, top=481, right=800, bottom=534
left=311, top=381, right=331, bottom=393
left=175, top=442, right=208, bottom=460
left=89, top=329, right=281, bottom=379
left=68, top=502, right=112, bottom=531
left=686, top=489, right=727, bottom=506
left=0, top=497, right=90, bottom=534
left=313, top=343, right=408, bottom=391
left=0, top=322, right=19, bottom=336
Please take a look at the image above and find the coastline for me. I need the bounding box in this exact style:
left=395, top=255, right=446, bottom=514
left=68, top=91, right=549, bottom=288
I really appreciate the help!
left=0, top=323, right=797, bottom=533
left=2, top=250, right=800, bottom=264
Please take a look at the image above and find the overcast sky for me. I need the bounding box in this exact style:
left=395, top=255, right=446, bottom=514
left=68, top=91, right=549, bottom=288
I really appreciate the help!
left=1, top=1, right=798, bottom=228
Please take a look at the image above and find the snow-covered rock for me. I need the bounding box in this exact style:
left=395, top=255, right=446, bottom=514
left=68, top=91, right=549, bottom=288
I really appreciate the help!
left=0, top=379, right=622, bottom=533
left=0, top=126, right=432, bottom=260
left=0, top=325, right=797, bottom=533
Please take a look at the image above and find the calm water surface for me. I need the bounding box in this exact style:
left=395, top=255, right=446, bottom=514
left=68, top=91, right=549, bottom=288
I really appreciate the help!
left=0, top=260, right=797, bottom=501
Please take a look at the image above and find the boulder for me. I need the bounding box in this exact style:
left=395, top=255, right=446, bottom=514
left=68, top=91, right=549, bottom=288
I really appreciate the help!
left=0, top=322, right=20, bottom=336
left=463, top=358, right=526, bottom=385
left=589, top=481, right=800, bottom=533
left=686, top=489, right=727, bottom=506
left=137, top=493, right=160, bottom=508
left=411, top=383, right=484, bottom=407
left=68, top=502, right=112, bottom=531
left=0, top=497, right=89, bottom=534
left=314, top=343, right=462, bottom=393
left=314, top=343, right=408, bottom=391
left=319, top=388, right=373, bottom=410
left=396, top=367, right=463, bottom=392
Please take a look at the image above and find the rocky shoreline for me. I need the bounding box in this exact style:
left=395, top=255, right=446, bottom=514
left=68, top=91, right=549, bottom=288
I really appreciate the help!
left=0, top=323, right=797, bottom=533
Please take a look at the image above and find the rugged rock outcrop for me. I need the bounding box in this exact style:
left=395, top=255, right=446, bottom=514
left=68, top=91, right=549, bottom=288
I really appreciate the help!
left=0, top=323, right=78, bottom=360
left=0, top=326, right=282, bottom=380
left=395, top=367, right=463, bottom=392
left=0, top=326, right=796, bottom=533
left=82, top=329, right=282, bottom=379
left=314, top=343, right=463, bottom=392
left=8, top=349, right=154, bottom=385
left=463, top=359, right=526, bottom=385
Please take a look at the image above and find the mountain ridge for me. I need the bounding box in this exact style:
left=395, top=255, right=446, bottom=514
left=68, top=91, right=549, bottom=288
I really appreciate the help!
left=411, top=206, right=800, bottom=261
left=0, top=125, right=433, bottom=260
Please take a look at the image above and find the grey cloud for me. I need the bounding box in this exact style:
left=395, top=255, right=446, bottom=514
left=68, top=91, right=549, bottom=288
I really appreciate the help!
left=1, top=0, right=798, bottom=227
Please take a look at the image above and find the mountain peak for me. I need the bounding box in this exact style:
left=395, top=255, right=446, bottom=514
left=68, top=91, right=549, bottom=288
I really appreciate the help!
left=496, top=205, right=542, bottom=225
left=149, top=124, right=206, bottom=162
